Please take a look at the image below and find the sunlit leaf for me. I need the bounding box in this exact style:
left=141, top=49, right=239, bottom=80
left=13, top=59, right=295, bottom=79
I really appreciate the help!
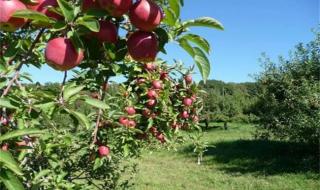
left=0, top=128, right=44, bottom=142
left=0, top=150, right=23, bottom=176
left=0, top=170, right=24, bottom=190
left=182, top=17, right=224, bottom=30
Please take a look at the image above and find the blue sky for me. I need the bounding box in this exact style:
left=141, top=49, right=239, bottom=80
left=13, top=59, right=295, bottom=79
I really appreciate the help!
left=24, top=0, right=319, bottom=83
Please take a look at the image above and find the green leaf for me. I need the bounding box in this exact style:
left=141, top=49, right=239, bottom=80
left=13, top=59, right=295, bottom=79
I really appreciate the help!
left=181, top=34, right=211, bottom=53
left=12, top=9, right=53, bottom=24
left=67, top=110, right=91, bottom=129
left=182, top=17, right=224, bottom=30
left=76, top=16, right=100, bottom=32
left=0, top=150, right=23, bottom=176
left=32, top=170, right=51, bottom=183
left=57, top=0, right=74, bottom=22
left=69, top=30, right=85, bottom=51
left=123, top=144, right=129, bottom=157
left=154, top=28, right=169, bottom=53
left=178, top=38, right=194, bottom=57
left=51, top=21, right=68, bottom=32
left=147, top=118, right=154, bottom=129
left=34, top=102, right=57, bottom=116
left=85, top=9, right=108, bottom=17
left=63, top=83, right=85, bottom=101
left=83, top=97, right=109, bottom=110
left=193, top=47, right=210, bottom=82
left=0, top=170, right=24, bottom=190
left=93, top=158, right=103, bottom=170
left=0, top=98, right=18, bottom=109
left=0, top=128, right=45, bottom=142
left=163, top=8, right=176, bottom=26
left=168, top=0, right=180, bottom=18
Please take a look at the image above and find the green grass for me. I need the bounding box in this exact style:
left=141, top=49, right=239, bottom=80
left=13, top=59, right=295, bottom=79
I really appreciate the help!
left=129, top=123, right=320, bottom=190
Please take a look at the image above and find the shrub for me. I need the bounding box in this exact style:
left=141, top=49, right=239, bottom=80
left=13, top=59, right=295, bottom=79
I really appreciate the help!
left=253, top=32, right=320, bottom=144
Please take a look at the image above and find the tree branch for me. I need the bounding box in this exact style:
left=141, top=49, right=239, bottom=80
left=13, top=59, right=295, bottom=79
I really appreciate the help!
left=1, top=28, right=45, bottom=97
left=59, top=71, right=68, bottom=104
left=91, top=76, right=109, bottom=146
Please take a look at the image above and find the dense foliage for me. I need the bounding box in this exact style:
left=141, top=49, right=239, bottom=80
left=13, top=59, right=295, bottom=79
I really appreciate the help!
left=0, top=0, right=223, bottom=189
left=253, top=33, right=320, bottom=144
left=199, top=80, right=258, bottom=123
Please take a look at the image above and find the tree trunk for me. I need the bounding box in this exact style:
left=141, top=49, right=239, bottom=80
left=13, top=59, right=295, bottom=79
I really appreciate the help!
left=224, top=121, right=228, bottom=130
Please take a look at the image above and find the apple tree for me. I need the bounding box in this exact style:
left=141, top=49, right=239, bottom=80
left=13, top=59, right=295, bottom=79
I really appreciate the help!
left=0, top=0, right=223, bottom=189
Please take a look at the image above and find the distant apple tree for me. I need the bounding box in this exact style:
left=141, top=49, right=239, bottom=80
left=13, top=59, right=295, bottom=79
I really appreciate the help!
left=0, top=0, right=223, bottom=189
left=253, top=32, right=320, bottom=145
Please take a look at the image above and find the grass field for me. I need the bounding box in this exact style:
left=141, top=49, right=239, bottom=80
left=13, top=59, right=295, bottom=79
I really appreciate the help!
left=129, top=123, right=320, bottom=190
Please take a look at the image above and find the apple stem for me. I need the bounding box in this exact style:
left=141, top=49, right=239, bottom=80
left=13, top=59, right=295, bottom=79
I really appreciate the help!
left=1, top=28, right=45, bottom=97
left=91, top=76, right=109, bottom=146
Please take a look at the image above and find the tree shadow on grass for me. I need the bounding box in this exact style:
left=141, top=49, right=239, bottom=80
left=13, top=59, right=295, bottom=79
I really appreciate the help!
left=181, top=140, right=320, bottom=176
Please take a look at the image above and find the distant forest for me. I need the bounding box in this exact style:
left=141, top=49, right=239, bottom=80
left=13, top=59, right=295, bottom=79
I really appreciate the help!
left=199, top=80, right=258, bottom=123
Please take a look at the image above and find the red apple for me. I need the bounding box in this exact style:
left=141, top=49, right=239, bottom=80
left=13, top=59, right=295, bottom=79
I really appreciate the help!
left=90, top=92, right=100, bottom=99
left=171, top=122, right=181, bottom=129
left=150, top=112, right=157, bottom=118
left=142, top=108, right=151, bottom=117
left=119, top=116, right=129, bottom=126
left=0, top=116, right=8, bottom=126
left=192, top=115, right=199, bottom=123
left=82, top=0, right=100, bottom=12
left=0, top=0, right=27, bottom=32
left=127, top=120, right=136, bottom=128
left=156, top=132, right=165, bottom=143
left=45, top=37, right=84, bottom=71
left=146, top=98, right=156, bottom=108
left=183, top=98, right=193, bottom=106
left=184, top=75, right=192, bottom=84
left=98, top=0, right=132, bottom=17
left=160, top=71, right=168, bottom=80
left=125, top=106, right=136, bottom=115
left=129, top=0, right=162, bottom=31
left=152, top=80, right=162, bottom=89
left=144, top=62, right=156, bottom=71
left=127, top=31, right=158, bottom=62
left=191, top=94, right=197, bottom=102
left=98, top=145, right=110, bottom=157
left=180, top=110, right=189, bottom=119
left=1, top=143, right=9, bottom=151
left=147, top=89, right=157, bottom=99
left=27, top=0, right=63, bottom=20
left=136, top=77, right=146, bottom=85
left=149, top=126, right=158, bottom=136
left=92, top=20, right=118, bottom=44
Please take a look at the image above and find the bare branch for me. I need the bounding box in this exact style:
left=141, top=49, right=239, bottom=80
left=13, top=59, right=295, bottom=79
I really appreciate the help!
left=91, top=76, right=109, bottom=146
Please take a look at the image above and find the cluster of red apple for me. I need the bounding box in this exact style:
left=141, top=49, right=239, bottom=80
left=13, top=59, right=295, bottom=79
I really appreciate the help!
left=0, top=0, right=163, bottom=72
left=112, top=62, right=201, bottom=147
left=177, top=75, right=200, bottom=126
left=117, top=63, right=168, bottom=144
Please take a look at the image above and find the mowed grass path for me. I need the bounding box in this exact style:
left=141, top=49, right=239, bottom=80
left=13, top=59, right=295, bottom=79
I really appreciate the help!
left=130, top=123, right=320, bottom=190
